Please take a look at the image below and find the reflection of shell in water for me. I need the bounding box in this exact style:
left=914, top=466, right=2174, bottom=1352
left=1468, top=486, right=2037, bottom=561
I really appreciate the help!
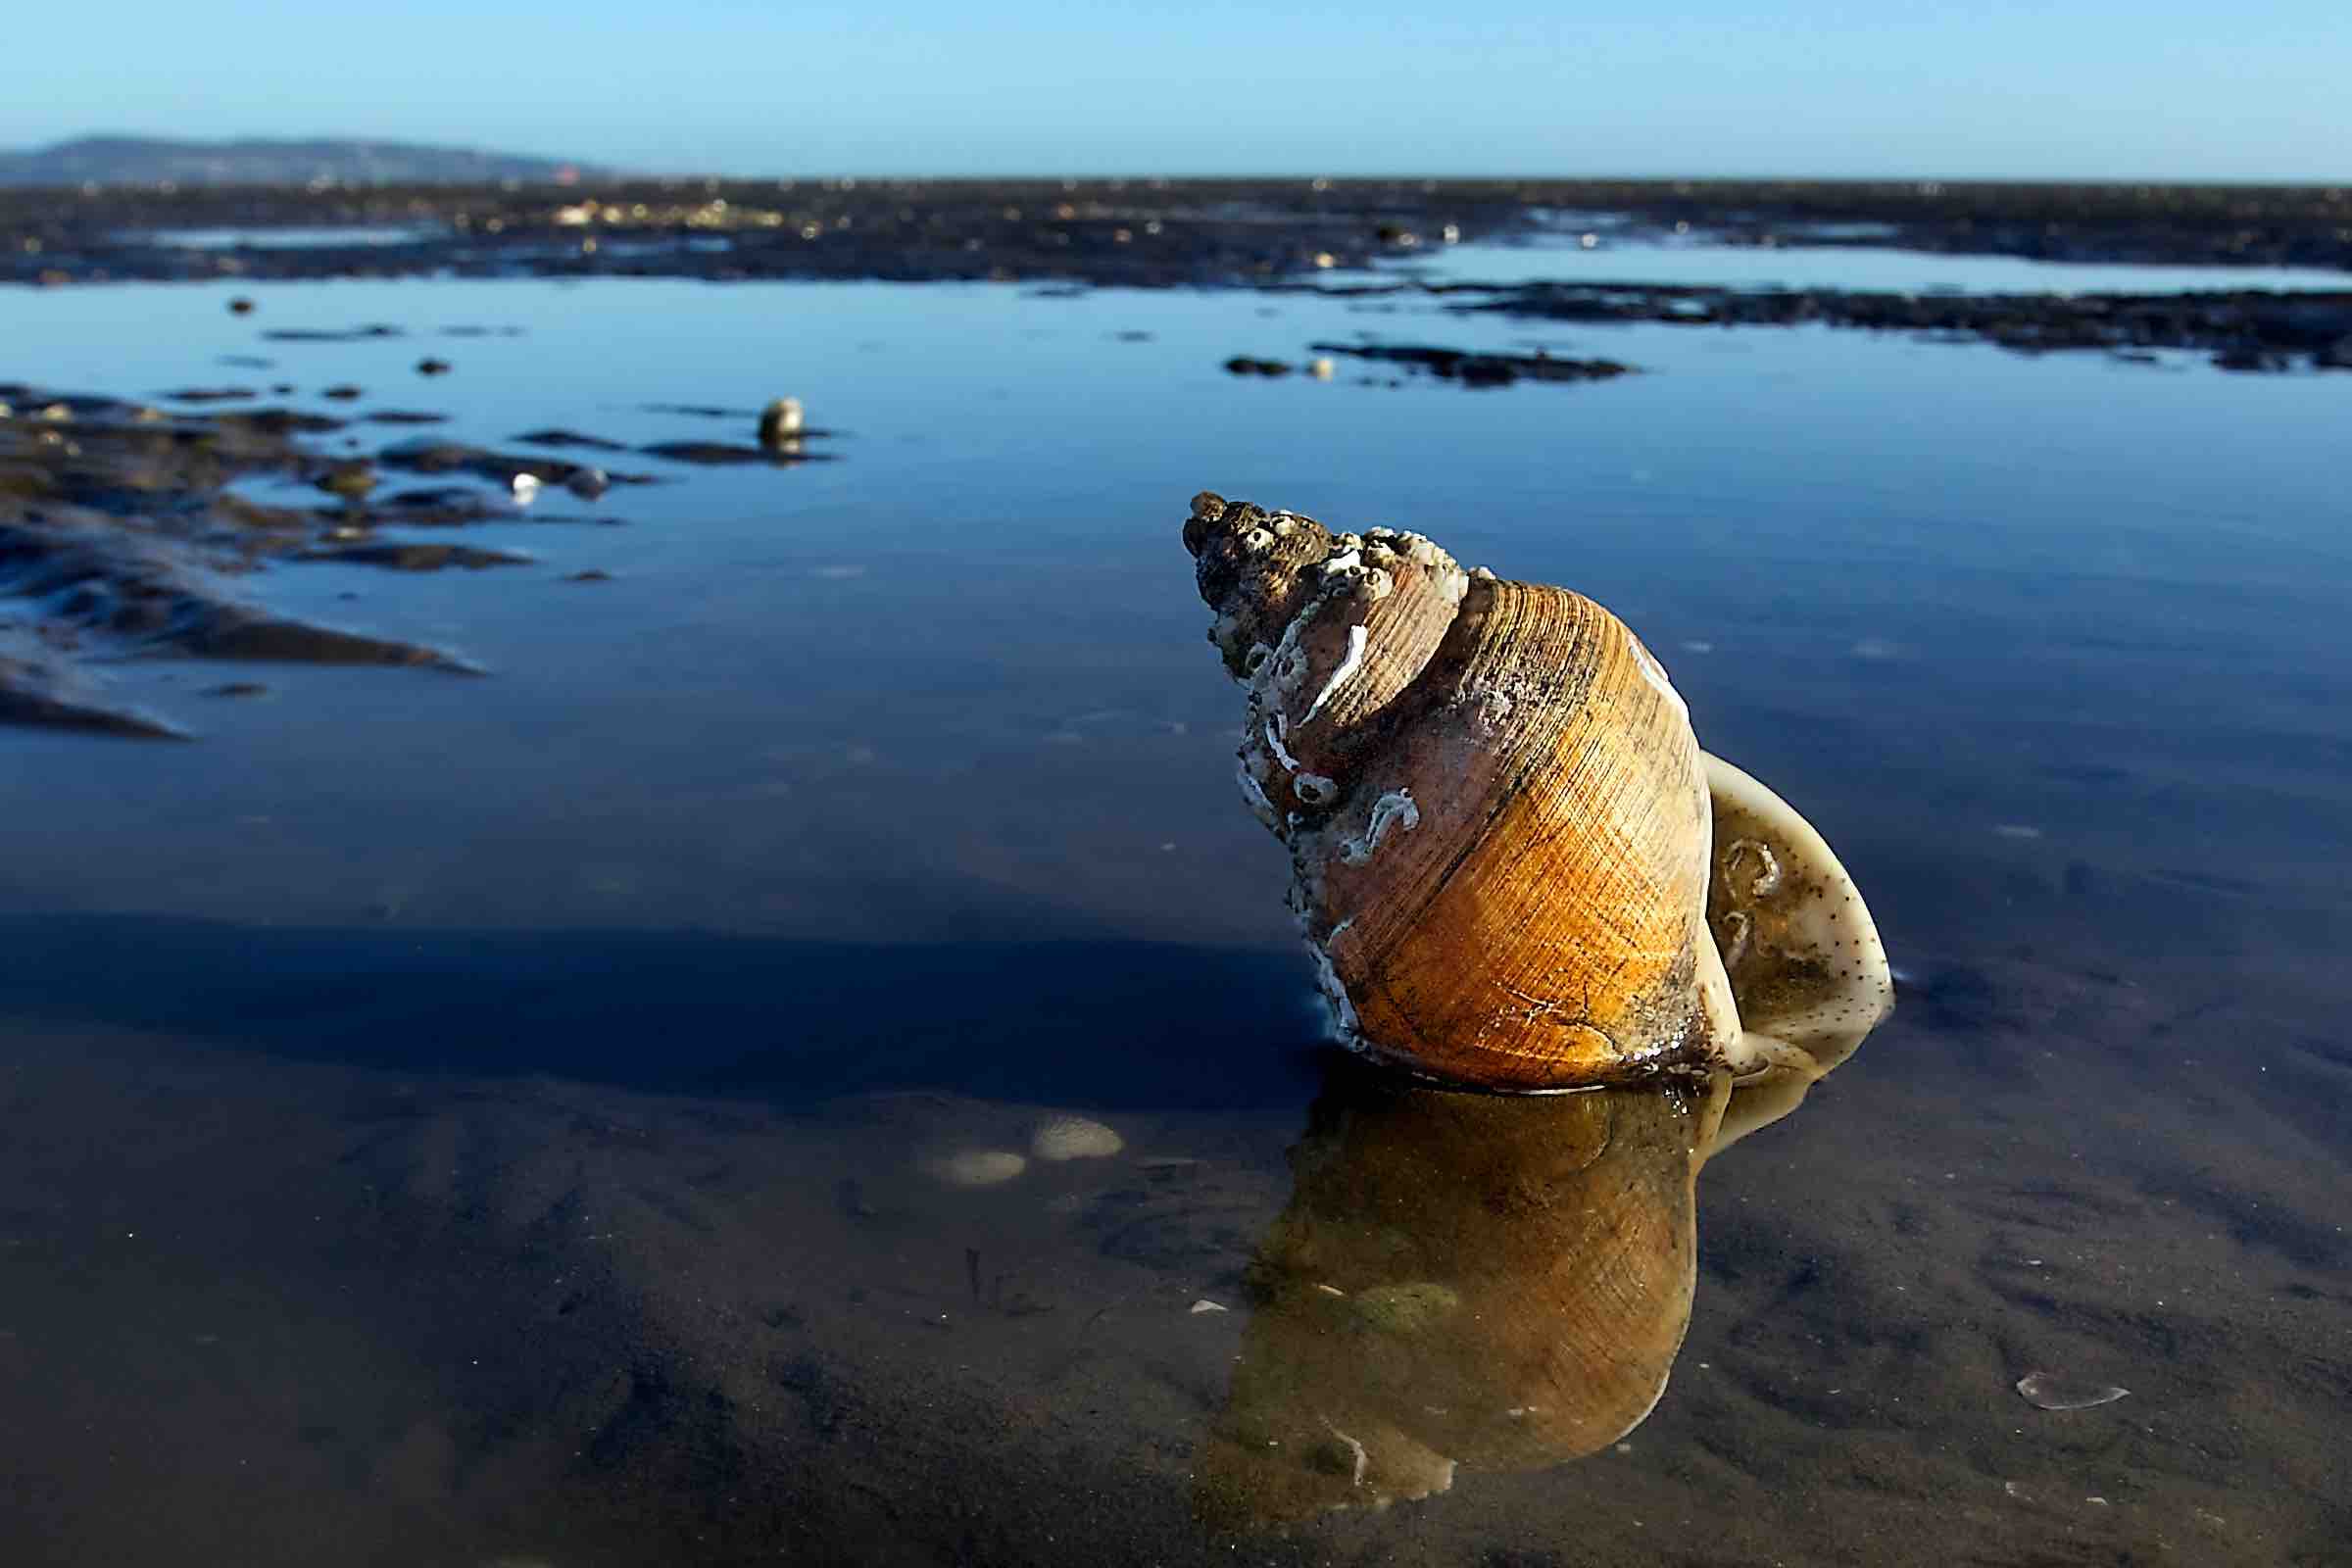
left=2016, top=1372, right=2130, bottom=1411
left=1183, top=490, right=1891, bottom=1092
left=1194, top=1068, right=1720, bottom=1528
left=919, top=1150, right=1026, bottom=1188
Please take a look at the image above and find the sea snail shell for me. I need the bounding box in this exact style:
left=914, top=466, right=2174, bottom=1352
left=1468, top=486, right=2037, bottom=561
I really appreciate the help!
left=1183, top=490, right=1891, bottom=1092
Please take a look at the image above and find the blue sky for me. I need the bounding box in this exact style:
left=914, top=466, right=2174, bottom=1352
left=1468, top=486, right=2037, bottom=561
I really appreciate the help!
left=3, top=1, right=2344, bottom=180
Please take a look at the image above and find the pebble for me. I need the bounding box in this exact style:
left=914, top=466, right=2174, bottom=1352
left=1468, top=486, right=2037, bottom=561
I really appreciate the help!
left=1030, top=1114, right=1124, bottom=1161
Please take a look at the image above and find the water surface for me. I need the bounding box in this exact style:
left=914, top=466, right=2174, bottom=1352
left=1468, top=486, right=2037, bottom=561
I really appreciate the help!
left=3, top=255, right=2346, bottom=1564
left=1380, top=229, right=2352, bottom=294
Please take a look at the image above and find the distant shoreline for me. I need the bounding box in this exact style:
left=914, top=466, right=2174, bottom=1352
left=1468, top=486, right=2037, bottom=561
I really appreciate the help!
left=8, top=177, right=2347, bottom=375
left=4, top=176, right=2348, bottom=290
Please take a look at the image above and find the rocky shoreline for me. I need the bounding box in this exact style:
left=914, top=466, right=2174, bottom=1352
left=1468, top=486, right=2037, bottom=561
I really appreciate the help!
left=7, top=178, right=2350, bottom=289
left=1417, top=278, right=2352, bottom=371
left=8, top=178, right=2349, bottom=371
left=0, top=384, right=828, bottom=736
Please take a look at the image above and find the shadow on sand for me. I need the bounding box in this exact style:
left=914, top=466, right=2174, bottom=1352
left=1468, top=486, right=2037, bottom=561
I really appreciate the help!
left=0, top=912, right=1326, bottom=1110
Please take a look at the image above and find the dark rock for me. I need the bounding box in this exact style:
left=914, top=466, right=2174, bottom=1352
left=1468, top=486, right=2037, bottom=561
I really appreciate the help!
left=314, top=461, right=378, bottom=500
left=260, top=324, right=403, bottom=343
left=1308, top=341, right=1632, bottom=386
left=1452, top=280, right=2352, bottom=370
left=377, top=436, right=652, bottom=488
left=217, top=408, right=344, bottom=435
left=297, top=541, right=532, bottom=571
left=514, top=428, right=630, bottom=452
left=639, top=440, right=822, bottom=466
left=2213, top=344, right=2291, bottom=372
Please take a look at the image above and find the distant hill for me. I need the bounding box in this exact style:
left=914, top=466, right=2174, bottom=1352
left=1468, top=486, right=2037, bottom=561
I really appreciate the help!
left=0, top=135, right=601, bottom=187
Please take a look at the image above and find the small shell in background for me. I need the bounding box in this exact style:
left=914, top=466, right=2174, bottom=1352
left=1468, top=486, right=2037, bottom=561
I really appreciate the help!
left=759, top=396, right=806, bottom=445
left=1030, top=1115, right=1125, bottom=1161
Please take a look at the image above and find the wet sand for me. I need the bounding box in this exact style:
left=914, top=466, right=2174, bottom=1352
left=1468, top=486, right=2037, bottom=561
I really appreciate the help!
left=2, top=884, right=2345, bottom=1565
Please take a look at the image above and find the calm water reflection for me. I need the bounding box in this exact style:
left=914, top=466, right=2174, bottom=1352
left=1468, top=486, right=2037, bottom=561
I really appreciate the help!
left=1376, top=220, right=2352, bottom=294
left=2, top=262, right=2347, bottom=1563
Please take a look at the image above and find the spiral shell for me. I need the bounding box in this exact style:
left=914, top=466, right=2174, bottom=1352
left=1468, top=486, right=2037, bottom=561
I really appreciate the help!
left=1185, top=491, right=1886, bottom=1092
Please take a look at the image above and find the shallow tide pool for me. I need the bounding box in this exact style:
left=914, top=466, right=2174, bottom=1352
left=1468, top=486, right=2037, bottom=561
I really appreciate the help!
left=3, top=262, right=2347, bottom=1565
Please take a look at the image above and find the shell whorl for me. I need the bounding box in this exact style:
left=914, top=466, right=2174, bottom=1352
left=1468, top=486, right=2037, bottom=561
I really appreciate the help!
left=1186, top=491, right=1736, bottom=1091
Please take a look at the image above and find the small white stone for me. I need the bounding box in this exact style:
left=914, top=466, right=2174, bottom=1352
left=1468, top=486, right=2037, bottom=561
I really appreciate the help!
left=1190, top=1298, right=1228, bottom=1314
left=1030, top=1115, right=1124, bottom=1161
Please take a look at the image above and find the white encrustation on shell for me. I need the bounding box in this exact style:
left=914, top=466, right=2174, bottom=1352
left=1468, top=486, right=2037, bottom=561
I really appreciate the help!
left=1339, top=789, right=1419, bottom=866
left=920, top=1150, right=1027, bottom=1188
left=1029, top=1115, right=1125, bottom=1161
left=1300, top=623, right=1369, bottom=724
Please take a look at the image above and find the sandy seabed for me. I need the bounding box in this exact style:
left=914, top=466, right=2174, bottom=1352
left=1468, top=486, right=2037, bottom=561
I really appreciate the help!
left=3, top=893, right=2344, bottom=1565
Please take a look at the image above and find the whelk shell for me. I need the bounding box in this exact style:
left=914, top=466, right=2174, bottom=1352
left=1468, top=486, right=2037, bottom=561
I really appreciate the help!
left=1183, top=490, right=1891, bottom=1092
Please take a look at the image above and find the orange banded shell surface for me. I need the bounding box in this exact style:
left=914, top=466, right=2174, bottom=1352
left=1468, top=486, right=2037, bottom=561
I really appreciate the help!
left=1185, top=491, right=1743, bottom=1091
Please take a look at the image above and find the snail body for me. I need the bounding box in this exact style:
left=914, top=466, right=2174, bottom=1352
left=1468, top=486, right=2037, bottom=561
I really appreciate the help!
left=1185, top=491, right=1888, bottom=1093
